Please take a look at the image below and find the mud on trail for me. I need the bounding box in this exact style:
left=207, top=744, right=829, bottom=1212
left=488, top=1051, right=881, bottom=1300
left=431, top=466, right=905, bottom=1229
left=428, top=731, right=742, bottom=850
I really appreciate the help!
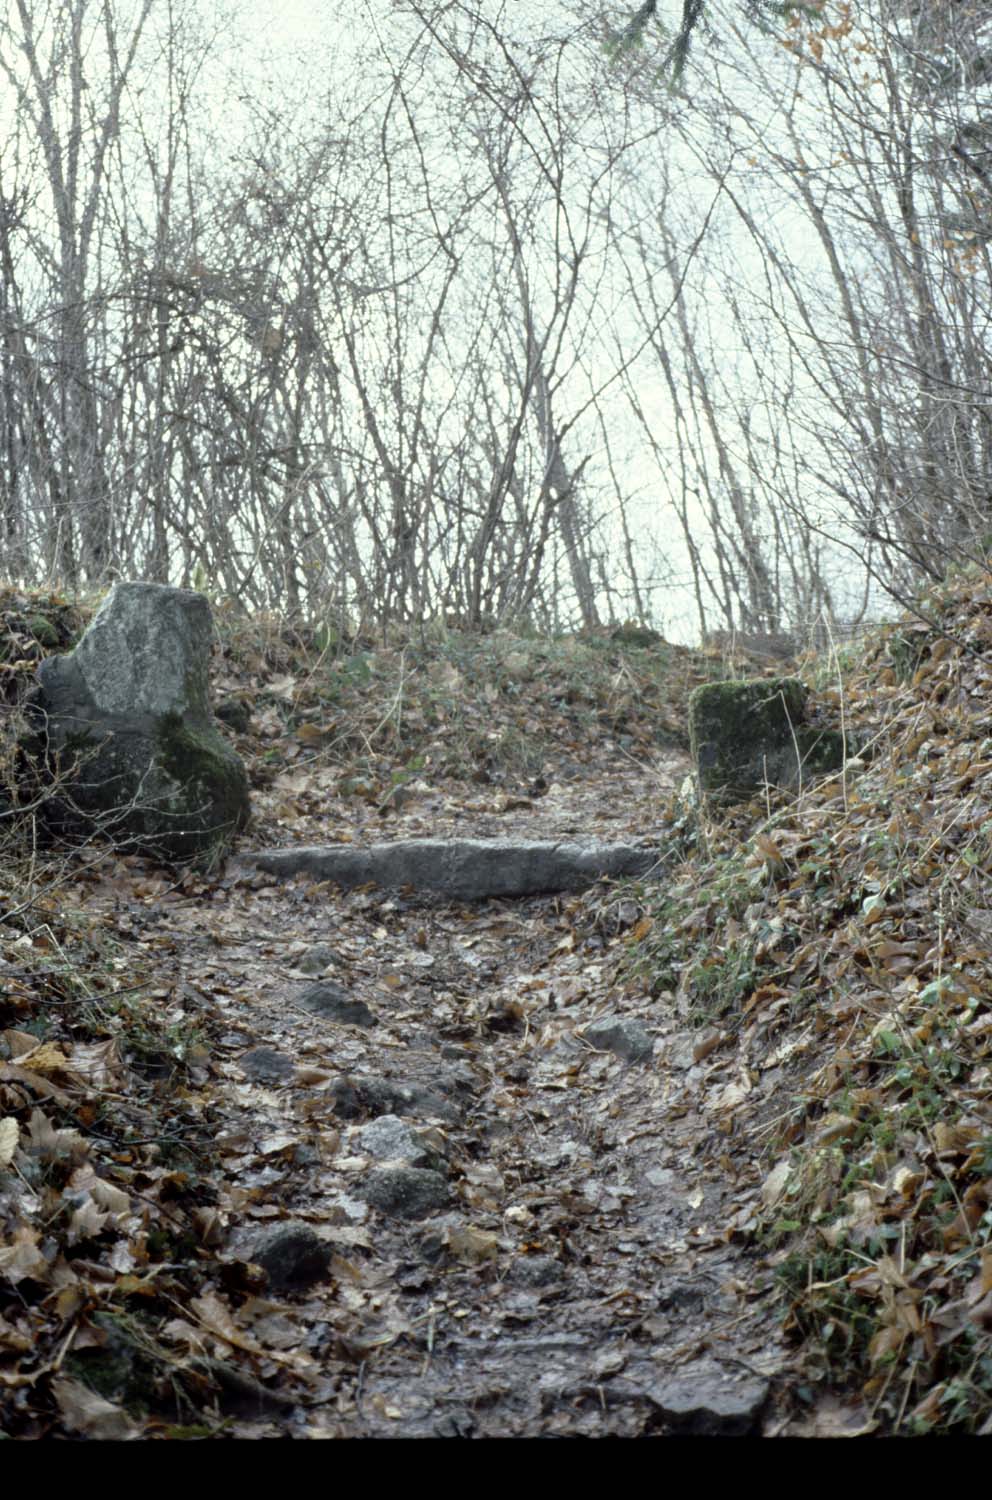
left=66, top=748, right=791, bottom=1438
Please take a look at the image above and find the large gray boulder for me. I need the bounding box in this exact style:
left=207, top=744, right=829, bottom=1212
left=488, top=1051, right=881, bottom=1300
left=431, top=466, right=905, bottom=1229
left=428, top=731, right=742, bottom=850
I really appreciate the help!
left=689, top=676, right=848, bottom=805
left=23, top=582, right=250, bottom=865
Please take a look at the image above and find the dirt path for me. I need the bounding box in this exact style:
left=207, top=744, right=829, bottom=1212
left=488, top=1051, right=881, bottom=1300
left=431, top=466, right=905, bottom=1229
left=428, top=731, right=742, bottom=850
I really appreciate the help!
left=73, top=750, right=793, bottom=1436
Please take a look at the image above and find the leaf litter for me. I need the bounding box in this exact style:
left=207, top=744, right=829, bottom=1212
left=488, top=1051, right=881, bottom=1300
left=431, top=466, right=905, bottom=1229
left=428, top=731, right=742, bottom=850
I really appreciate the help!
left=0, top=587, right=989, bottom=1435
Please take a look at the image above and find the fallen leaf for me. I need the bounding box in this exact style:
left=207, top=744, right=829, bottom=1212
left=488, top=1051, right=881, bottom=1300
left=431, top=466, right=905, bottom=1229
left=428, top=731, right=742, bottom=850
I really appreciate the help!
left=816, top=1113, right=859, bottom=1145
left=67, top=1199, right=109, bottom=1245
left=67, top=1165, right=130, bottom=1215
left=0, top=1117, right=18, bottom=1168
left=445, top=1226, right=500, bottom=1264
left=25, top=1108, right=89, bottom=1161
left=16, top=1042, right=70, bottom=1075
left=708, top=1079, right=752, bottom=1113
left=1, top=1030, right=42, bottom=1058
left=53, top=1377, right=139, bottom=1440
left=761, top=1159, right=792, bottom=1209
left=68, top=1039, right=124, bottom=1088
left=0, top=1228, right=51, bottom=1286
left=0, top=1063, right=73, bottom=1105
left=692, top=1029, right=723, bottom=1063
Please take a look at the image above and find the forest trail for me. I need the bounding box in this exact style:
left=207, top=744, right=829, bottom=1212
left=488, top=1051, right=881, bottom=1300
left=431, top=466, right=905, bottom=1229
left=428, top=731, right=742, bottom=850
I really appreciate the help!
left=64, top=746, right=791, bottom=1436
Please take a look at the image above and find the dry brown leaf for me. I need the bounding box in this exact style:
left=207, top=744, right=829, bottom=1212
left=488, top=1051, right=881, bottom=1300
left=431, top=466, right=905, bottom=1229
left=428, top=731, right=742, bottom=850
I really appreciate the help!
left=0, top=1116, right=18, bottom=1168
left=816, top=1113, right=859, bottom=1145
left=25, top=1108, right=89, bottom=1161
left=692, top=1029, right=723, bottom=1064
left=90, top=1177, right=131, bottom=1216
left=445, top=1225, right=500, bottom=1264
left=53, top=1376, right=139, bottom=1440
left=190, top=1290, right=303, bottom=1368
left=16, top=1041, right=70, bottom=1075
left=264, top=673, right=297, bottom=701
left=889, top=1165, right=923, bottom=1198
left=160, top=1316, right=206, bottom=1353
left=708, top=1078, right=751, bottom=1113
left=761, top=1159, right=792, bottom=1209
left=108, top=1244, right=140, bottom=1276
left=868, top=1324, right=906, bottom=1364
left=0, top=1227, right=50, bottom=1286
left=192, top=1207, right=225, bottom=1246
left=0, top=1062, right=72, bottom=1105
left=67, top=1199, right=109, bottom=1245
left=1, top=1030, right=42, bottom=1058
left=755, top=833, right=784, bottom=863
left=295, top=1066, right=331, bottom=1085
left=257, top=1131, right=297, bottom=1157
left=0, top=1313, right=34, bottom=1354
left=68, top=1039, right=124, bottom=1088
left=189, top=1290, right=252, bottom=1349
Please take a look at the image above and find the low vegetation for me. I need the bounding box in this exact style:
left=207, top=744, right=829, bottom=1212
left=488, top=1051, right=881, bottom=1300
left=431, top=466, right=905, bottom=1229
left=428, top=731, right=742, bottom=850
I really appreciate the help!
left=623, top=568, right=992, bottom=1434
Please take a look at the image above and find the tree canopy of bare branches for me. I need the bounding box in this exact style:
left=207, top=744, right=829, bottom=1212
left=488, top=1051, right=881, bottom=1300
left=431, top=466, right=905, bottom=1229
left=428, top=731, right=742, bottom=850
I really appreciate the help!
left=1, top=1, right=988, bottom=642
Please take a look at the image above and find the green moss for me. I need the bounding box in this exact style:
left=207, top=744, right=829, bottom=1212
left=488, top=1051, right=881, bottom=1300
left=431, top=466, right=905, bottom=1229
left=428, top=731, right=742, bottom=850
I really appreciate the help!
left=688, top=677, right=850, bottom=804
left=155, top=713, right=250, bottom=866
left=795, top=727, right=850, bottom=775
left=26, top=614, right=59, bottom=649
left=689, top=676, right=807, bottom=803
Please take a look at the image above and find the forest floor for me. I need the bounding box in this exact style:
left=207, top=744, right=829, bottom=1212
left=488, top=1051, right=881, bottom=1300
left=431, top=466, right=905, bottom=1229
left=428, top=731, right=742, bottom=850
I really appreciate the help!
left=2, top=590, right=991, bottom=1437
left=54, top=744, right=792, bottom=1438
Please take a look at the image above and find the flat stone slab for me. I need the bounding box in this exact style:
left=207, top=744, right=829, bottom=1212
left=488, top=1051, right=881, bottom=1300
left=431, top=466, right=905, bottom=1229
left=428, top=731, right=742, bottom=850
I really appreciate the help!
left=234, top=839, right=664, bottom=899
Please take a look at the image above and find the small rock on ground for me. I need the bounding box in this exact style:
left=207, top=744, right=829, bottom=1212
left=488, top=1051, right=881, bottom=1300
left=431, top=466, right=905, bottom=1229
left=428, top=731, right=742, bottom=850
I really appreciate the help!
left=362, top=1166, right=450, bottom=1220
left=508, top=1255, right=566, bottom=1288
left=252, top=1223, right=332, bottom=1292
left=296, top=943, right=341, bottom=976
left=214, top=698, right=252, bottom=733
left=296, top=980, right=377, bottom=1028
left=331, top=1074, right=463, bottom=1123
left=642, top=1357, right=769, bottom=1435
left=238, top=1047, right=294, bottom=1082
left=357, top=1114, right=447, bottom=1171
left=584, top=1016, right=654, bottom=1063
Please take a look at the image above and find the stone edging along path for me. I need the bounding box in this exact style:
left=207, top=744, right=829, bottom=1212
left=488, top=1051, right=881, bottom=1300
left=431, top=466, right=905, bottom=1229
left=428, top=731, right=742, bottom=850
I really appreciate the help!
left=232, top=839, right=666, bottom=899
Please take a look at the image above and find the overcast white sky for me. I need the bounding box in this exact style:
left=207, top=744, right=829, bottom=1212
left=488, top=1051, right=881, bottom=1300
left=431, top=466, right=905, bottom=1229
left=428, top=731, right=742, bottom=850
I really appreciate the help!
left=0, top=2, right=905, bottom=636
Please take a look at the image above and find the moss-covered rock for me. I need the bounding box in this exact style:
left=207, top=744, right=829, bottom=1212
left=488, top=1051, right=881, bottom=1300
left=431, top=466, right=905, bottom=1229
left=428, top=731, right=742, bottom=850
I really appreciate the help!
left=21, top=582, right=250, bottom=866
left=689, top=676, right=847, bottom=805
